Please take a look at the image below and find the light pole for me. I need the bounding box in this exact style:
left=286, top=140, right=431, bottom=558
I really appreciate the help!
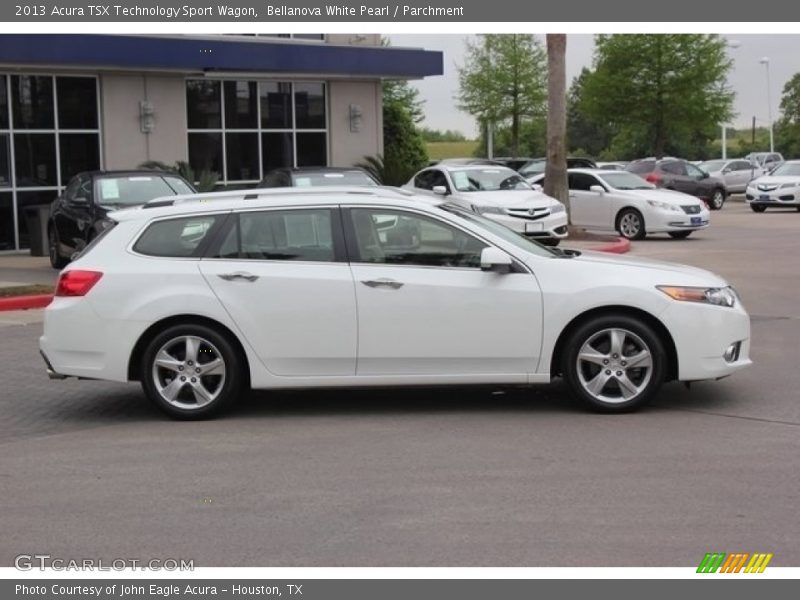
left=760, top=56, right=774, bottom=152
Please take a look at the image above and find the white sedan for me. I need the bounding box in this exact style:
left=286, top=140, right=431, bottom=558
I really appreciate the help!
left=40, top=186, right=751, bottom=419
left=404, top=164, right=568, bottom=245
left=528, top=169, right=710, bottom=240
left=745, top=160, right=800, bottom=212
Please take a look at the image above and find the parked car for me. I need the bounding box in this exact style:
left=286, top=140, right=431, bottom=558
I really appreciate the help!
left=257, top=166, right=379, bottom=188
left=492, top=157, right=536, bottom=171
left=404, top=164, right=567, bottom=245
left=745, top=160, right=800, bottom=212
left=40, top=186, right=751, bottom=419
left=744, top=152, right=784, bottom=175
left=48, top=170, right=196, bottom=269
left=595, top=162, right=628, bottom=171
left=432, top=158, right=504, bottom=167
left=626, top=158, right=728, bottom=210
left=519, top=157, right=598, bottom=178
left=697, top=159, right=758, bottom=194
left=527, top=169, right=709, bottom=240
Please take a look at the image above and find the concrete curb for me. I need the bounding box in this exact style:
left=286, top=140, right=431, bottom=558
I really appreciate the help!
left=590, top=237, right=631, bottom=254
left=0, top=294, right=53, bottom=312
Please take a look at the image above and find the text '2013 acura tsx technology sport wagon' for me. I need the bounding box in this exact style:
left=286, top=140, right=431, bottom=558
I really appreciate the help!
left=40, top=187, right=752, bottom=419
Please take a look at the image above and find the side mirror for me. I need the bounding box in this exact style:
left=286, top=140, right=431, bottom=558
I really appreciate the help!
left=432, top=185, right=449, bottom=196
left=699, top=171, right=709, bottom=180
left=589, top=185, right=605, bottom=194
left=531, top=183, right=543, bottom=192
left=480, top=247, right=513, bottom=274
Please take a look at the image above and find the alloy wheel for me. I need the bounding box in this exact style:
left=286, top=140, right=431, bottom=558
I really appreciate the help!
left=618, top=212, right=642, bottom=239
left=576, top=328, right=653, bottom=404
left=151, top=335, right=227, bottom=410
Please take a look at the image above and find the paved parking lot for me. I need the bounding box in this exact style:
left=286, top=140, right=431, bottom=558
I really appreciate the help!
left=1, top=200, right=798, bottom=567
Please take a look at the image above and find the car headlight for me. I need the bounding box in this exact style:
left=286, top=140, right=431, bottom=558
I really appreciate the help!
left=646, top=200, right=682, bottom=212
left=549, top=203, right=566, bottom=214
left=657, top=285, right=738, bottom=308
left=780, top=182, right=799, bottom=189
left=471, top=204, right=505, bottom=215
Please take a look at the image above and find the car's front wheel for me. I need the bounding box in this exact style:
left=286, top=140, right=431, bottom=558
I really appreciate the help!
left=561, top=315, right=667, bottom=412
left=668, top=231, right=692, bottom=239
left=616, top=208, right=646, bottom=240
left=709, top=188, right=726, bottom=210
left=751, top=204, right=767, bottom=213
left=48, top=226, right=69, bottom=269
left=140, top=324, right=244, bottom=419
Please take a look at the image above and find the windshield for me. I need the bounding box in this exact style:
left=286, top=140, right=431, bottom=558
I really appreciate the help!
left=698, top=160, right=727, bottom=172
left=449, top=168, right=532, bottom=192
left=96, top=175, right=193, bottom=206
left=601, top=172, right=654, bottom=190
left=293, top=171, right=378, bottom=187
left=439, top=204, right=557, bottom=258
left=519, top=160, right=546, bottom=177
left=769, top=163, right=800, bottom=177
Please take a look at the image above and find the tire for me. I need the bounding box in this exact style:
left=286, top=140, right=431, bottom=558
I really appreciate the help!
left=140, top=323, right=244, bottom=419
left=540, top=238, right=561, bottom=247
left=48, top=226, right=69, bottom=269
left=616, top=208, right=646, bottom=240
left=709, top=188, right=726, bottom=210
left=561, top=315, right=667, bottom=412
left=668, top=231, right=692, bottom=239
left=751, top=204, right=767, bottom=213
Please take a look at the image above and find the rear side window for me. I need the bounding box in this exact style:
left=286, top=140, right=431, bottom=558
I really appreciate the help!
left=134, top=215, right=220, bottom=257
left=216, top=209, right=335, bottom=262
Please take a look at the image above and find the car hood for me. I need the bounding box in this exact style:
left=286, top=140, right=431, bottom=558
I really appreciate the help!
left=613, top=187, right=704, bottom=206
left=454, top=189, right=559, bottom=208
left=562, top=250, right=728, bottom=286
left=749, top=175, right=800, bottom=186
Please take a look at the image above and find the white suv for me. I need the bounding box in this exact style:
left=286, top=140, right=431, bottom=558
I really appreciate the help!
left=40, top=187, right=751, bottom=419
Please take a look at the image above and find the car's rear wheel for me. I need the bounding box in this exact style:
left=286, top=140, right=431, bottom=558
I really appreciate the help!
left=48, top=226, right=69, bottom=269
left=140, top=324, right=243, bottom=419
left=751, top=204, right=767, bottom=213
left=616, top=208, right=646, bottom=240
left=668, top=231, right=692, bottom=239
left=561, top=315, right=667, bottom=412
left=709, top=188, right=726, bottom=210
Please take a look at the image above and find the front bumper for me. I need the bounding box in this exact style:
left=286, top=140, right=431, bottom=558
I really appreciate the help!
left=659, top=299, right=752, bottom=381
left=486, top=211, right=569, bottom=239
left=647, top=207, right=711, bottom=233
left=745, top=188, right=799, bottom=206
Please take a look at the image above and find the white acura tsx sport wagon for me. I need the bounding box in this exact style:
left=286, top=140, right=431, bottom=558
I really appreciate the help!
left=40, top=187, right=751, bottom=419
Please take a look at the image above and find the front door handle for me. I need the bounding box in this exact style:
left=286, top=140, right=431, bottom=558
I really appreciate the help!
left=361, top=278, right=403, bottom=290
left=218, top=271, right=259, bottom=282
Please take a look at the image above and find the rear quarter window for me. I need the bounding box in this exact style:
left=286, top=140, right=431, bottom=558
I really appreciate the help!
left=133, top=215, right=220, bottom=257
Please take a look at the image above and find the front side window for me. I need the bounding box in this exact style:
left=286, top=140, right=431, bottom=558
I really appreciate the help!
left=685, top=163, right=705, bottom=178
left=568, top=172, right=601, bottom=191
left=134, top=215, right=220, bottom=258
left=349, top=208, right=487, bottom=268
left=217, top=209, right=335, bottom=262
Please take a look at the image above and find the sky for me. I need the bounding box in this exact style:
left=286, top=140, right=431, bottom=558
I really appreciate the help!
left=389, top=34, right=799, bottom=139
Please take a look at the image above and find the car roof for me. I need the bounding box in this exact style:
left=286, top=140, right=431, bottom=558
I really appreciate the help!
left=77, top=169, right=181, bottom=179
left=439, top=163, right=517, bottom=172
left=109, top=186, right=440, bottom=222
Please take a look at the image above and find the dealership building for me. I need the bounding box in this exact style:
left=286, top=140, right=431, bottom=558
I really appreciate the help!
left=0, top=34, right=443, bottom=251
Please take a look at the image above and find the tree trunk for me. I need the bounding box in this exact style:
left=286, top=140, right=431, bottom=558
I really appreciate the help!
left=544, top=34, right=569, bottom=219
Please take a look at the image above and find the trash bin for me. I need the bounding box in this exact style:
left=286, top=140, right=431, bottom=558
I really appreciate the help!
left=23, top=204, right=51, bottom=257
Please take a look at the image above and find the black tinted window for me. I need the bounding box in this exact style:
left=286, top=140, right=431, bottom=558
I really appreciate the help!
left=218, top=209, right=334, bottom=262
left=134, top=216, right=220, bottom=257
left=568, top=172, right=600, bottom=191
left=414, top=170, right=435, bottom=190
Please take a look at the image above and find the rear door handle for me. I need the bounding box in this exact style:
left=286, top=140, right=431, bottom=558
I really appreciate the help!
left=218, top=271, right=259, bottom=282
left=361, top=278, right=403, bottom=290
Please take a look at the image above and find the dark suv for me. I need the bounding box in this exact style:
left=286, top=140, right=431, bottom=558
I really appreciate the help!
left=626, top=159, right=727, bottom=209
left=48, top=170, right=195, bottom=268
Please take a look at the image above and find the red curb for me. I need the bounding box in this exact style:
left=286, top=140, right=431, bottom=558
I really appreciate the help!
left=590, top=237, right=631, bottom=254
left=0, top=294, right=53, bottom=312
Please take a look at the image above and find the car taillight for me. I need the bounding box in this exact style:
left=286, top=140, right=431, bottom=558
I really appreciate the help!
left=645, top=173, right=663, bottom=185
left=55, top=270, right=103, bottom=297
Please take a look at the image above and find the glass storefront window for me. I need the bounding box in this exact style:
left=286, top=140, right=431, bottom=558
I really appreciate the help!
left=57, top=77, right=98, bottom=129
left=225, top=132, right=259, bottom=181
left=294, top=83, right=326, bottom=129
left=224, top=81, right=257, bottom=129
left=260, top=82, right=292, bottom=129
left=0, top=193, right=13, bottom=251
left=14, top=134, right=57, bottom=187
left=188, top=132, right=223, bottom=174
left=186, top=80, right=221, bottom=129
left=11, top=75, right=54, bottom=130
left=262, top=132, right=293, bottom=172
left=59, top=133, right=101, bottom=183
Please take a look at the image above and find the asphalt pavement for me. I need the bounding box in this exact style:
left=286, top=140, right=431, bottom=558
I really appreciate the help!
left=1, top=200, right=798, bottom=567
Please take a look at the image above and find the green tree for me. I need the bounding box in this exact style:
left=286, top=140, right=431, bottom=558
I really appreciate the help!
left=567, top=68, right=614, bottom=157
left=458, top=34, right=547, bottom=157
left=472, top=118, right=547, bottom=158
left=776, top=73, right=800, bottom=157
left=581, top=34, right=734, bottom=159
